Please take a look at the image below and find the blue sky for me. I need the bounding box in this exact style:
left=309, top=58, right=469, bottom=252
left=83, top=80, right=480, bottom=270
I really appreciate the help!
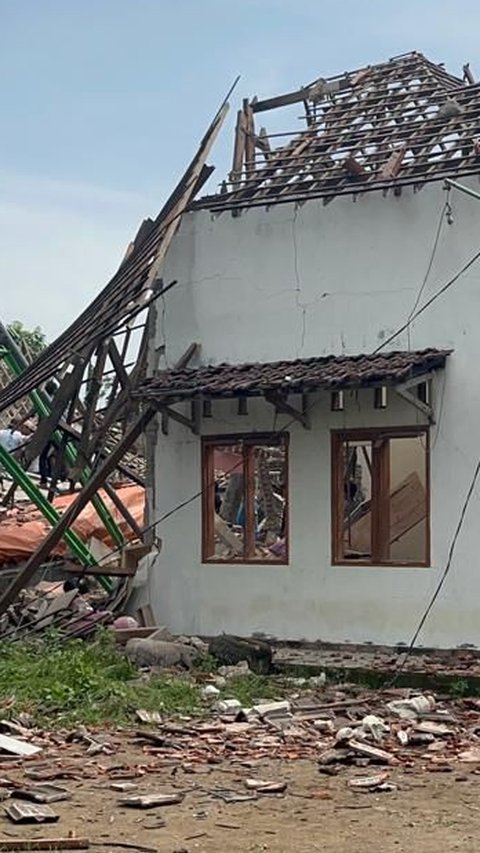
left=2, top=0, right=480, bottom=340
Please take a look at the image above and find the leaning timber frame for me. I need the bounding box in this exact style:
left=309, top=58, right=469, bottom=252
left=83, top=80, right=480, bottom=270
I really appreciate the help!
left=0, top=92, right=231, bottom=615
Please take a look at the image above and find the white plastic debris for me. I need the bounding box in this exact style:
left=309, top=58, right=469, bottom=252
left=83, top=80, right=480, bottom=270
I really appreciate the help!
left=335, top=726, right=357, bottom=743
left=214, top=698, right=242, bottom=714
left=251, top=700, right=291, bottom=718
left=360, top=714, right=390, bottom=742
left=218, top=660, right=251, bottom=679
left=308, top=673, right=327, bottom=688
left=313, top=719, right=335, bottom=733
left=397, top=729, right=409, bottom=746
left=201, top=685, right=220, bottom=700
left=386, top=694, right=435, bottom=720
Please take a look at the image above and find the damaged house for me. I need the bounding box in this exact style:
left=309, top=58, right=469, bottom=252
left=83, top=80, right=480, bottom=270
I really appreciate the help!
left=132, top=52, right=480, bottom=649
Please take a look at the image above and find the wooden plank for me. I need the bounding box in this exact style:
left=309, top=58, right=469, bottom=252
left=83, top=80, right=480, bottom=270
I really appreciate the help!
left=244, top=444, right=256, bottom=559
left=0, top=838, right=89, bottom=850
left=243, top=101, right=256, bottom=181
left=347, top=471, right=426, bottom=555
left=107, top=339, right=131, bottom=391
left=230, top=110, right=247, bottom=183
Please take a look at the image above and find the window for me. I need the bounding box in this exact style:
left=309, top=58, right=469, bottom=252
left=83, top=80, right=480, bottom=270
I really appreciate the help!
left=202, top=434, right=288, bottom=563
left=331, top=428, right=429, bottom=566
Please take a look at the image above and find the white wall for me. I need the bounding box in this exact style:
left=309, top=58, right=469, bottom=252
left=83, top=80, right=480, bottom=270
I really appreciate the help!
left=138, top=176, right=480, bottom=648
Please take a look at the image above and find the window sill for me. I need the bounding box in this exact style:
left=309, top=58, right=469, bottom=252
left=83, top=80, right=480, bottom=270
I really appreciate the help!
left=332, top=559, right=430, bottom=568
left=202, top=558, right=289, bottom=566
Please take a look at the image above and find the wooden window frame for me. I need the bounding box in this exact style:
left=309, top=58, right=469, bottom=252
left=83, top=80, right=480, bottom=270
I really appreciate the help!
left=201, top=432, right=289, bottom=565
left=331, top=426, right=430, bottom=567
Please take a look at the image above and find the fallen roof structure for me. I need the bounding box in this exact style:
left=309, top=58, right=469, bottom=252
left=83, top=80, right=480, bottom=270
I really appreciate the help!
left=0, top=92, right=231, bottom=615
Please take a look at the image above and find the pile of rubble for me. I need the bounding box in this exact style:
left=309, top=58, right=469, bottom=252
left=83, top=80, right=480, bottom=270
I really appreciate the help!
left=0, top=681, right=476, bottom=846
left=129, top=684, right=480, bottom=782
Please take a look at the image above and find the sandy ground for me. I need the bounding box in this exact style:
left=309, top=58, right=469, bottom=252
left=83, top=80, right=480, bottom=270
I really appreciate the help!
left=0, top=738, right=479, bottom=853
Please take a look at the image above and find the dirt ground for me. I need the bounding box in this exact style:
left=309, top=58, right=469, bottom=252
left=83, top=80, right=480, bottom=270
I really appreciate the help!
left=0, top=737, right=479, bottom=853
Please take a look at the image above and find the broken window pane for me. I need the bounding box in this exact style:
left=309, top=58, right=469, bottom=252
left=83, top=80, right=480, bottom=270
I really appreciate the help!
left=251, top=443, right=287, bottom=561
left=203, top=436, right=288, bottom=563
left=333, top=430, right=429, bottom=566
left=341, top=440, right=372, bottom=561
left=388, top=436, right=427, bottom=564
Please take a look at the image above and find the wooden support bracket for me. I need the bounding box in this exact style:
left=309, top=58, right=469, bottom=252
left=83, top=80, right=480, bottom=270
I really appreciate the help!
left=394, top=373, right=434, bottom=423
left=157, top=403, right=199, bottom=434
left=265, top=392, right=311, bottom=429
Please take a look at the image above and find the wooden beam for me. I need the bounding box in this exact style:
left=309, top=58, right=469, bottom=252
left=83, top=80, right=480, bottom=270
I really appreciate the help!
left=103, top=480, right=144, bottom=540
left=76, top=342, right=109, bottom=469
left=243, top=100, right=256, bottom=181
left=265, top=392, right=311, bottom=429
left=0, top=405, right=156, bottom=615
left=175, top=341, right=200, bottom=370
left=156, top=403, right=196, bottom=433
left=395, top=373, right=434, bottom=422
left=107, top=338, right=131, bottom=390
left=395, top=388, right=434, bottom=422
left=230, top=109, right=247, bottom=184
left=159, top=343, right=200, bottom=436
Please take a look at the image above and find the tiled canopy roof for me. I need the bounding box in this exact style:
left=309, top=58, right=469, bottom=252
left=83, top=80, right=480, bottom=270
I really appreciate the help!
left=195, top=52, right=480, bottom=210
left=136, top=349, right=450, bottom=401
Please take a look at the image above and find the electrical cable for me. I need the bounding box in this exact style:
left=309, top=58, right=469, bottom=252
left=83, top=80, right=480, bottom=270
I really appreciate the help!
left=373, top=243, right=480, bottom=355
left=406, top=196, right=449, bottom=349
left=388, top=454, right=480, bottom=684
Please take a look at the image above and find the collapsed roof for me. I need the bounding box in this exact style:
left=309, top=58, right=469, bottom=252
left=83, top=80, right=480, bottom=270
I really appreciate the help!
left=196, top=51, right=480, bottom=211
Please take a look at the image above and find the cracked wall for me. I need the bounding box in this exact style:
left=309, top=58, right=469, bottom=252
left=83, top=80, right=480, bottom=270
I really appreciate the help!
left=142, top=176, right=480, bottom=647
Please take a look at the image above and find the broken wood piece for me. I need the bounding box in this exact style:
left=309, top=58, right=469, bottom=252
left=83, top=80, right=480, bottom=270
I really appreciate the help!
left=119, top=792, right=184, bottom=808
left=377, top=145, right=407, bottom=181
left=5, top=802, right=59, bottom=823
left=110, top=783, right=138, bottom=793
left=0, top=839, right=89, bottom=851
left=348, top=772, right=389, bottom=790
left=244, top=779, right=287, bottom=794
left=90, top=843, right=157, bottom=853
left=347, top=739, right=396, bottom=765
left=344, top=153, right=367, bottom=179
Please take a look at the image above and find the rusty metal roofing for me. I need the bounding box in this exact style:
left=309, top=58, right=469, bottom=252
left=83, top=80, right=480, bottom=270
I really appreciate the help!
left=195, top=52, right=480, bottom=211
left=136, top=349, right=450, bottom=400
